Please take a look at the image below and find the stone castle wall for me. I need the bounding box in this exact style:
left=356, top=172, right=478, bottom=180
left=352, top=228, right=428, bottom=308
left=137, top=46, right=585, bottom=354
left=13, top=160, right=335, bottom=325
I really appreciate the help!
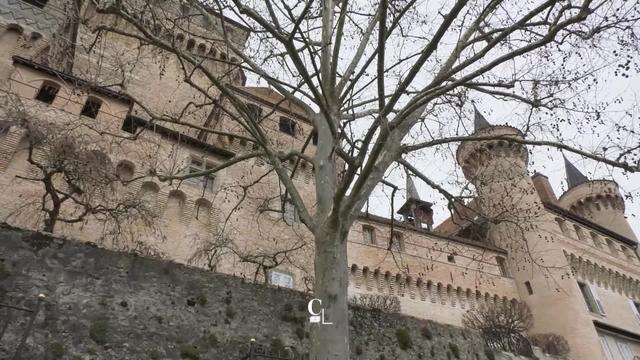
left=0, top=225, right=563, bottom=360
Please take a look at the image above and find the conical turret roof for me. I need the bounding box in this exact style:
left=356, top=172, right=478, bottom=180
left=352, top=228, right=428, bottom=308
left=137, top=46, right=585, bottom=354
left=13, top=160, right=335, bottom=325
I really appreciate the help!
left=406, top=170, right=421, bottom=201
left=563, top=154, right=589, bottom=189
left=473, top=105, right=492, bottom=131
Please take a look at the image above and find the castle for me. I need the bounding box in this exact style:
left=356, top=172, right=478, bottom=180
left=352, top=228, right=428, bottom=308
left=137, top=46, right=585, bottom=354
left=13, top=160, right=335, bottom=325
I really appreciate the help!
left=0, top=1, right=639, bottom=359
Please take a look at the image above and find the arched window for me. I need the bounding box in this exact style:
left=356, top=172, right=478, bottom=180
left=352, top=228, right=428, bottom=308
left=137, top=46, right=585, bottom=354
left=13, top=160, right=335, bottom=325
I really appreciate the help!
left=80, top=97, right=102, bottom=119
left=34, top=81, right=59, bottom=104
left=186, top=39, right=195, bottom=52
left=197, top=43, right=206, bottom=55
left=116, top=160, right=135, bottom=181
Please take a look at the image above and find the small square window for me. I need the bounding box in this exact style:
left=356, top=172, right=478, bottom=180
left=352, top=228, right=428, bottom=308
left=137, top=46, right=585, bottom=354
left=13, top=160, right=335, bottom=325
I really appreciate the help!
left=121, top=115, right=139, bottom=134
left=186, top=158, right=215, bottom=192
left=35, top=83, right=59, bottom=104
left=447, top=254, right=456, bottom=263
left=362, top=225, right=376, bottom=244
left=81, top=97, right=102, bottom=119
left=279, top=117, right=296, bottom=136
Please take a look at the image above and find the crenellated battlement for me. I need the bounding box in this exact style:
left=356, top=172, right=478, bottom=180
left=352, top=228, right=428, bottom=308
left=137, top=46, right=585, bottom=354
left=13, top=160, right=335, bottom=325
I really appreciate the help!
left=348, top=263, right=519, bottom=311
left=559, top=180, right=625, bottom=215
left=456, top=126, right=528, bottom=182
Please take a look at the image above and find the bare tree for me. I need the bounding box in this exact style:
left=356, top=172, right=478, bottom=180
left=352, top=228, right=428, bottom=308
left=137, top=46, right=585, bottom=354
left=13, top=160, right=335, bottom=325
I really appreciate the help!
left=1, top=94, right=162, bottom=254
left=17, top=0, right=640, bottom=358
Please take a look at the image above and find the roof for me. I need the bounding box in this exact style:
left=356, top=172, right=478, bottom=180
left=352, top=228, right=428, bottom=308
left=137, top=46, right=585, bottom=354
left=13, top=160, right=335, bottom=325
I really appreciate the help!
left=231, top=86, right=311, bottom=122
left=126, top=115, right=235, bottom=159
left=473, top=105, right=492, bottom=132
left=357, top=212, right=507, bottom=254
left=12, top=56, right=132, bottom=102
left=563, top=154, right=589, bottom=189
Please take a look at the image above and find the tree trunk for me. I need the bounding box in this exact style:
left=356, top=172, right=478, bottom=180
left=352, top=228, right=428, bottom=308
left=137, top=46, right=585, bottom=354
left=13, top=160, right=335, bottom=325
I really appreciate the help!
left=310, top=218, right=350, bottom=359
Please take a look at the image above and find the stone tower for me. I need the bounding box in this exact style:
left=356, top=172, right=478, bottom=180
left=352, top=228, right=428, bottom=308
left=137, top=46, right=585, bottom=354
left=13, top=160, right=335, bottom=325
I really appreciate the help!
left=397, top=172, right=434, bottom=230
left=558, top=155, right=637, bottom=241
left=456, top=108, right=604, bottom=360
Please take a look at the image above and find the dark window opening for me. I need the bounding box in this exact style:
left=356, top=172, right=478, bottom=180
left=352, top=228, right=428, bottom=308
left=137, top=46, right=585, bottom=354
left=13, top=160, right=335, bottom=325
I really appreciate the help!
left=312, top=130, right=318, bottom=145
left=496, top=256, right=509, bottom=277
left=121, top=115, right=139, bottom=134
left=524, top=281, right=533, bottom=295
left=80, top=97, right=102, bottom=119
left=447, top=254, right=456, bottom=263
left=279, top=117, right=296, bottom=136
left=186, top=39, right=195, bottom=52
left=35, top=82, right=59, bottom=104
left=21, top=0, right=47, bottom=8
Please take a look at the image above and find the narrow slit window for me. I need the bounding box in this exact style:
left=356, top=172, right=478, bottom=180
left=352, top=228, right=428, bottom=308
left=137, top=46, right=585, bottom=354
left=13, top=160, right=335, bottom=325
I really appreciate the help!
left=35, top=82, right=59, bottom=104
left=80, top=97, right=102, bottom=119
left=524, top=281, right=533, bottom=295
left=496, top=256, right=509, bottom=277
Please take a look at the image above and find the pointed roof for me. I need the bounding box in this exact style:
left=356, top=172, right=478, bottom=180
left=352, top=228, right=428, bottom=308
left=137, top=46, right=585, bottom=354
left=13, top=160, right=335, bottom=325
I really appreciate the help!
left=563, top=154, right=589, bottom=189
left=405, top=171, right=421, bottom=201
left=473, top=105, right=492, bottom=131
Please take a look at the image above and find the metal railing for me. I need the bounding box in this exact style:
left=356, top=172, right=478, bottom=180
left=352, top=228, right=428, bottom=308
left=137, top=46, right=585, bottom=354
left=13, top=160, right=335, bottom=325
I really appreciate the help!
left=0, top=294, right=45, bottom=360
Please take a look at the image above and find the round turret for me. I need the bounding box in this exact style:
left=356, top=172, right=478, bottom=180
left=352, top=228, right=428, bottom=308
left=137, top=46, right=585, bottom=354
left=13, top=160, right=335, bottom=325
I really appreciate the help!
left=558, top=178, right=637, bottom=241
left=456, top=125, right=529, bottom=183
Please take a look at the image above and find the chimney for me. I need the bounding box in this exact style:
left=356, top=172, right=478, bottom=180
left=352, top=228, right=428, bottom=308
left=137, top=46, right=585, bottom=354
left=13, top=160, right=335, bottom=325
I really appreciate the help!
left=532, top=172, right=557, bottom=203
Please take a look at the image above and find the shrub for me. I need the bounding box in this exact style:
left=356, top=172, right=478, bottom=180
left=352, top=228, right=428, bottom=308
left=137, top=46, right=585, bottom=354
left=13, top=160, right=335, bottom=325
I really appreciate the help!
left=529, top=333, right=570, bottom=356
left=295, top=327, right=305, bottom=340
left=449, top=343, right=460, bottom=359
left=148, top=349, right=161, bottom=360
left=204, top=333, right=218, bottom=347
left=270, top=338, right=286, bottom=355
left=179, top=344, right=199, bottom=360
left=49, top=342, right=65, bottom=359
left=225, top=306, right=236, bottom=319
left=349, top=294, right=401, bottom=313
left=196, top=293, right=207, bottom=306
left=0, top=262, right=10, bottom=280
left=89, top=319, right=109, bottom=345
left=355, top=344, right=363, bottom=355
left=421, top=326, right=433, bottom=340
left=396, top=328, right=412, bottom=350
left=283, top=303, right=294, bottom=312
left=462, top=302, right=533, bottom=335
